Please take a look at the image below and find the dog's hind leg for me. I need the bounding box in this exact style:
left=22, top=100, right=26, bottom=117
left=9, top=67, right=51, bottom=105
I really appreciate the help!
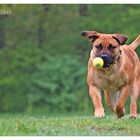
left=104, top=91, right=119, bottom=113
left=130, top=81, right=139, bottom=118
left=114, top=84, right=131, bottom=118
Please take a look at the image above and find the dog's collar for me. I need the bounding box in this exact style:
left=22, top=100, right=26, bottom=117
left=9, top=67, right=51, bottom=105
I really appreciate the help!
left=116, top=50, right=122, bottom=62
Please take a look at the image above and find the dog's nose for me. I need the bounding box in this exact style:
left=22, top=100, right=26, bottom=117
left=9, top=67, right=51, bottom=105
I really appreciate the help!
left=100, top=53, right=109, bottom=61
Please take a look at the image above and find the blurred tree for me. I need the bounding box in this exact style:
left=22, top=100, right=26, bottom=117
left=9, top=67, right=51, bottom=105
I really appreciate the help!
left=38, top=4, right=50, bottom=48
left=75, top=5, right=90, bottom=58
left=0, top=16, right=5, bottom=48
left=78, top=4, right=88, bottom=16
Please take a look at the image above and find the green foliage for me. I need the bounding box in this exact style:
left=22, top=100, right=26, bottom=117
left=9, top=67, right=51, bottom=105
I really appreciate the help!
left=0, top=4, right=140, bottom=114
left=28, top=54, right=89, bottom=113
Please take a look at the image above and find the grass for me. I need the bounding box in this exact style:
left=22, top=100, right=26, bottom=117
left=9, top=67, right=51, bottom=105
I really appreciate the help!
left=0, top=114, right=140, bottom=136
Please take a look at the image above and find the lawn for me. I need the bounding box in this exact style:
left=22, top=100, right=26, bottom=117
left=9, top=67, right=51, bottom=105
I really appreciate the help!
left=0, top=114, right=140, bottom=136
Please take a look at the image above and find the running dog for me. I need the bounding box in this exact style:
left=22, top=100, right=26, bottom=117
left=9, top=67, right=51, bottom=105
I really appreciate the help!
left=81, top=31, right=140, bottom=118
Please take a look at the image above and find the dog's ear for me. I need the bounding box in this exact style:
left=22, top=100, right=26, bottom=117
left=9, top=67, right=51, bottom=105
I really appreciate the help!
left=81, top=31, right=100, bottom=42
left=112, top=34, right=128, bottom=45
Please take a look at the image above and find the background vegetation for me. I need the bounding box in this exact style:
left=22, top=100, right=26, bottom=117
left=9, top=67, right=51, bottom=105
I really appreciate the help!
left=0, top=4, right=140, bottom=115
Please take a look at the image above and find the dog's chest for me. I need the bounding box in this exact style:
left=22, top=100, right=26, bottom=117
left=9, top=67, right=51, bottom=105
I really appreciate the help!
left=93, top=70, right=126, bottom=92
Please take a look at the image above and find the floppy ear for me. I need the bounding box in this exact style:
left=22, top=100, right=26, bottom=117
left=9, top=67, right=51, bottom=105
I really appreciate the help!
left=81, top=31, right=100, bottom=42
left=112, top=34, right=128, bottom=45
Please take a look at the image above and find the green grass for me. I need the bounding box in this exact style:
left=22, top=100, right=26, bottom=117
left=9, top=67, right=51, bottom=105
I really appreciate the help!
left=0, top=114, right=140, bottom=136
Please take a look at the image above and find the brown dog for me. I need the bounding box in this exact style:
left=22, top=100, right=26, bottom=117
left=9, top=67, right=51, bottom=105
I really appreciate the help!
left=81, top=31, right=140, bottom=118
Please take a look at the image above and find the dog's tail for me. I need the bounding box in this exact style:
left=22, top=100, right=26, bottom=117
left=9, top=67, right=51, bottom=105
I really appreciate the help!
left=129, top=35, right=140, bottom=50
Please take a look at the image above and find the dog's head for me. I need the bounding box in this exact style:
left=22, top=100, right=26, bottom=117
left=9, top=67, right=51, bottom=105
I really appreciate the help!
left=81, top=31, right=128, bottom=68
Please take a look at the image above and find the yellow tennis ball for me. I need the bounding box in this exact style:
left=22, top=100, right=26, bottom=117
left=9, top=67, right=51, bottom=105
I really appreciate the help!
left=93, top=57, right=104, bottom=68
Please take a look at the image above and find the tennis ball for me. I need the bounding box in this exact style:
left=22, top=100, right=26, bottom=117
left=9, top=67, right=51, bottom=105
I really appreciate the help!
left=93, top=57, right=104, bottom=68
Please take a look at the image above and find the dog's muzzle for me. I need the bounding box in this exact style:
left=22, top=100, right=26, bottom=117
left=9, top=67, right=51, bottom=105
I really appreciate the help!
left=100, top=53, right=115, bottom=68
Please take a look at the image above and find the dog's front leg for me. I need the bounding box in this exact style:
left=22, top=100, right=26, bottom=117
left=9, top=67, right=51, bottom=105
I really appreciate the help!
left=130, top=81, right=139, bottom=118
left=114, top=84, right=131, bottom=118
left=89, top=85, right=105, bottom=118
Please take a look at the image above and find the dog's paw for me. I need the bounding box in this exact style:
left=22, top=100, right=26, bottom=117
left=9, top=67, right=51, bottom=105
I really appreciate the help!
left=94, top=108, right=105, bottom=118
left=114, top=106, right=125, bottom=118
left=129, top=114, right=137, bottom=119
left=129, top=116, right=136, bottom=119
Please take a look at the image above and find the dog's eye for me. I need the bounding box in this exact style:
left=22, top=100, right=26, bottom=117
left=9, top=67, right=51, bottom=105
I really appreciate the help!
left=108, top=44, right=116, bottom=50
left=95, top=44, right=103, bottom=50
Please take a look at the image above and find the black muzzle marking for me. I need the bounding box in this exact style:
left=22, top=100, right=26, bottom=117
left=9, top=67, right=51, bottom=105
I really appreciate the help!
left=100, top=53, right=115, bottom=68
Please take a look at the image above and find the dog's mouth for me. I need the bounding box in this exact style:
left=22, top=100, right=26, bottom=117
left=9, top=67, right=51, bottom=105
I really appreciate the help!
left=100, top=53, right=116, bottom=68
left=103, top=57, right=115, bottom=68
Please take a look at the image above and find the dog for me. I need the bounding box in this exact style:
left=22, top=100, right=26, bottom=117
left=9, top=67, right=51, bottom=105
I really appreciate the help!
left=81, top=31, right=140, bottom=118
